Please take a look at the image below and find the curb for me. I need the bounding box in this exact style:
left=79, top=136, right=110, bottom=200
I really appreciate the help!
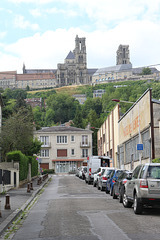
left=0, top=176, right=51, bottom=236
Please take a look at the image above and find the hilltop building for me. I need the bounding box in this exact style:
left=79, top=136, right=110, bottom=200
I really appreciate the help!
left=0, top=39, right=159, bottom=90
left=92, top=44, right=158, bottom=85
left=23, top=35, right=97, bottom=88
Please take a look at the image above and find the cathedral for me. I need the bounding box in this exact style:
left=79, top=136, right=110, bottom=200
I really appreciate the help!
left=23, top=35, right=97, bottom=88
left=57, top=35, right=88, bottom=86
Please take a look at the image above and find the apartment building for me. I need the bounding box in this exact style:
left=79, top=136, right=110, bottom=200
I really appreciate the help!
left=34, top=126, right=93, bottom=173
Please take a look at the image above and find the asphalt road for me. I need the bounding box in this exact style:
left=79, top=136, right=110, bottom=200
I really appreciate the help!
left=10, top=175, right=160, bottom=240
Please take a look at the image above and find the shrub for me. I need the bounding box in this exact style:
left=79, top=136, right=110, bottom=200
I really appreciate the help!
left=7, top=151, right=29, bottom=181
left=42, top=169, right=55, bottom=174
left=152, top=158, right=160, bottom=163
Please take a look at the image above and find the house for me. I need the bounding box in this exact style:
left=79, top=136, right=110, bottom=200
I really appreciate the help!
left=72, top=94, right=86, bottom=104
left=34, top=126, right=93, bottom=173
left=93, top=89, right=106, bottom=98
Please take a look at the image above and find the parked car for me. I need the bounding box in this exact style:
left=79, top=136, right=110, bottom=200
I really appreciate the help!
left=98, top=168, right=115, bottom=191
left=123, top=163, right=160, bottom=214
left=79, top=166, right=87, bottom=179
left=82, top=167, right=87, bottom=180
left=106, top=169, right=124, bottom=195
left=93, top=167, right=108, bottom=187
left=112, top=170, right=132, bottom=202
left=85, top=156, right=110, bottom=185
left=75, top=167, right=80, bottom=177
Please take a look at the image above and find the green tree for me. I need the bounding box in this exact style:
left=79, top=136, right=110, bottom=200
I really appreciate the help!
left=0, top=107, right=40, bottom=160
left=73, top=106, right=84, bottom=128
left=46, top=93, right=78, bottom=124
left=141, top=67, right=152, bottom=75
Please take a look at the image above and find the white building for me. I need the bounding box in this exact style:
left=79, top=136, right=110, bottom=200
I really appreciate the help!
left=34, top=126, right=93, bottom=173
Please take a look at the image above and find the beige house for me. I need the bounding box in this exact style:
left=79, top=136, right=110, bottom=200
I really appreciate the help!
left=98, top=89, right=160, bottom=171
left=34, top=126, right=93, bottom=173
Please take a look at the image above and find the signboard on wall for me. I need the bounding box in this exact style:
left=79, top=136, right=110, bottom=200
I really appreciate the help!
left=119, top=89, right=151, bottom=144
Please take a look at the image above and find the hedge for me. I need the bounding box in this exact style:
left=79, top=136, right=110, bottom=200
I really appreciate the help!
left=7, top=151, right=29, bottom=181
left=7, top=151, right=38, bottom=181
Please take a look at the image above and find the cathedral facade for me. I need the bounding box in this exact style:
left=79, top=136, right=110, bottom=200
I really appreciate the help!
left=57, top=35, right=88, bottom=86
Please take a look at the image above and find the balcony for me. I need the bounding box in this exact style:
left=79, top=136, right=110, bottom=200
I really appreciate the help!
left=41, top=142, right=51, bottom=148
left=80, top=142, right=90, bottom=148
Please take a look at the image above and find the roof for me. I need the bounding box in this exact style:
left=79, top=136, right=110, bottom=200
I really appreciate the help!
left=36, top=126, right=92, bottom=133
left=87, top=68, right=98, bottom=75
left=93, top=64, right=132, bottom=76
left=66, top=51, right=75, bottom=60
left=24, top=69, right=57, bottom=74
left=132, top=67, right=159, bottom=74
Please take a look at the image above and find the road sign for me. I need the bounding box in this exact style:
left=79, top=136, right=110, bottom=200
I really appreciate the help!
left=137, top=144, right=143, bottom=151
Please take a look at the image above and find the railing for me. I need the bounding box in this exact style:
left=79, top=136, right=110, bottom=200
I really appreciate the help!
left=80, top=142, right=90, bottom=148
left=41, top=142, right=51, bottom=148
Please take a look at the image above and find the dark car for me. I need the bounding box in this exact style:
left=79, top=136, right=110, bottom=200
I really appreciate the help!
left=112, top=170, right=132, bottom=202
left=106, top=169, right=124, bottom=196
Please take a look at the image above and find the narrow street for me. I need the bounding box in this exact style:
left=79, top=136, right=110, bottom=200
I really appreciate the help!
left=11, top=175, right=160, bottom=240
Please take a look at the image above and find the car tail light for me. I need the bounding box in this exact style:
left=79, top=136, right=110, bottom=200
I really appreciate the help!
left=149, top=198, right=155, bottom=200
left=103, top=176, right=108, bottom=180
left=140, top=180, right=148, bottom=188
left=89, top=168, right=91, bottom=176
left=123, top=180, right=127, bottom=184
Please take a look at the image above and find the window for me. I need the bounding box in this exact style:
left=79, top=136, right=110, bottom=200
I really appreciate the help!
left=57, top=149, right=67, bottom=157
left=40, top=149, right=49, bottom=157
left=57, top=136, right=67, bottom=144
left=82, top=135, right=88, bottom=145
left=71, top=135, right=75, bottom=142
left=132, top=165, right=142, bottom=179
left=40, top=136, right=49, bottom=146
left=71, top=149, right=75, bottom=156
left=82, top=149, right=88, bottom=157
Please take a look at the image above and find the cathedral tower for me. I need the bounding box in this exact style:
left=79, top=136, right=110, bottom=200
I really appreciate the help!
left=116, top=45, right=131, bottom=65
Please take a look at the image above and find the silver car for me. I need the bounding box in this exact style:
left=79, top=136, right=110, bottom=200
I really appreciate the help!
left=123, top=163, right=160, bottom=214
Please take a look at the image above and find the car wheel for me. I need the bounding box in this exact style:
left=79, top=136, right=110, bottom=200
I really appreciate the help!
left=133, top=193, right=143, bottom=214
left=110, top=186, right=113, bottom=196
left=123, top=192, right=132, bottom=208
left=105, top=188, right=109, bottom=194
left=112, top=186, right=117, bottom=199
left=119, top=190, right=123, bottom=203
left=101, top=186, right=104, bottom=191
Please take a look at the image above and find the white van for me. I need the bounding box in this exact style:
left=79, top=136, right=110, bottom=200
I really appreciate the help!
left=85, top=156, right=110, bottom=184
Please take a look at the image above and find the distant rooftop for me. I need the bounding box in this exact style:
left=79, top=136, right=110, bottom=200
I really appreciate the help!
left=36, top=126, right=92, bottom=133
left=93, top=64, right=132, bottom=75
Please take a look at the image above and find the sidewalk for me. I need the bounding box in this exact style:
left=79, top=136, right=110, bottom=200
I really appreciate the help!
left=0, top=175, right=51, bottom=236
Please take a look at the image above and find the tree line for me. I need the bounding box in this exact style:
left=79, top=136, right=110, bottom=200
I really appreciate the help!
left=0, top=79, right=160, bottom=157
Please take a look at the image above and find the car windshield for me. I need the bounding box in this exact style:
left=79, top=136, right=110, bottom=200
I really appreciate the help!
left=147, top=166, right=160, bottom=179
left=105, top=169, right=114, bottom=177
left=115, top=170, right=124, bottom=177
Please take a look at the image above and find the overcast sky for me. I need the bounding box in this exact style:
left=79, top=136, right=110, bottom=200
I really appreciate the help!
left=0, top=0, right=160, bottom=73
